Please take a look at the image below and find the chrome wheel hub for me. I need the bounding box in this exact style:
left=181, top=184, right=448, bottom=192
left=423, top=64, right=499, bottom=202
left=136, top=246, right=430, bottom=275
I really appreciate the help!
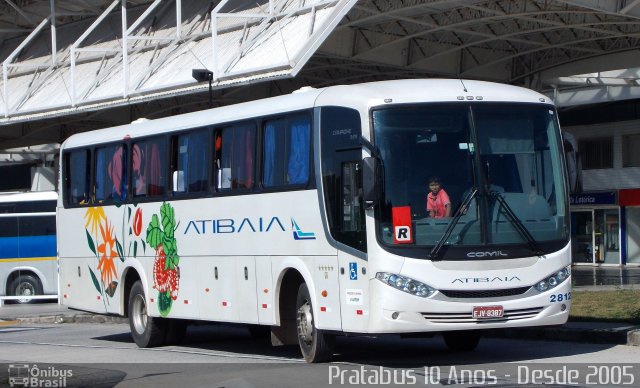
left=297, top=301, right=314, bottom=345
left=132, top=294, right=148, bottom=334
left=16, top=282, right=35, bottom=303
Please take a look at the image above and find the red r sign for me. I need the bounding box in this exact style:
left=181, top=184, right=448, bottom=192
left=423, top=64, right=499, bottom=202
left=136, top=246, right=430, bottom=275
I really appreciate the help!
left=392, top=206, right=413, bottom=244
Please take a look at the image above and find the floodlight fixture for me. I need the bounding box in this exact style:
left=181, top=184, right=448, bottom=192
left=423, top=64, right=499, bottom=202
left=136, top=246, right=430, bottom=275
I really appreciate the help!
left=192, top=68, right=214, bottom=107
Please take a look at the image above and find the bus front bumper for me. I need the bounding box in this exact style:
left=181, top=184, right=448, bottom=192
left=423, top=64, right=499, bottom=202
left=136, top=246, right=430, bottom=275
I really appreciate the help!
left=367, top=278, right=571, bottom=333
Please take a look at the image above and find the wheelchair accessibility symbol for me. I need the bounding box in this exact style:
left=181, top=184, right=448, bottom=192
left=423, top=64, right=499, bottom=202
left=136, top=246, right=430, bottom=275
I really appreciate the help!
left=349, top=262, right=358, bottom=280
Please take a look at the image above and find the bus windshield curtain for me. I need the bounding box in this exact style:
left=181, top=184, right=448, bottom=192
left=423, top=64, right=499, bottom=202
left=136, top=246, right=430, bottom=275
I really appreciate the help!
left=111, top=146, right=127, bottom=201
left=177, top=136, right=189, bottom=192
left=288, top=118, right=310, bottom=185
left=264, top=120, right=285, bottom=187
left=95, top=150, right=106, bottom=200
left=245, top=128, right=253, bottom=188
left=148, top=143, right=162, bottom=195
left=264, top=122, right=277, bottom=186
left=189, top=131, right=208, bottom=192
left=179, top=131, right=207, bottom=192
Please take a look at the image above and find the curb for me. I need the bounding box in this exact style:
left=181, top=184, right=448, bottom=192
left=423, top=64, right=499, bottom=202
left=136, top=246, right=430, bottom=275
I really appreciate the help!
left=489, top=325, right=640, bottom=346
left=629, top=330, right=640, bottom=346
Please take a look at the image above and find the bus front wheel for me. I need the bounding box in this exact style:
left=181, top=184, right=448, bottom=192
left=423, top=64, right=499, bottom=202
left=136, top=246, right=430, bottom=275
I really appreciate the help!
left=10, top=274, right=42, bottom=304
left=295, top=283, right=335, bottom=363
left=443, top=330, right=481, bottom=352
left=128, top=281, right=167, bottom=347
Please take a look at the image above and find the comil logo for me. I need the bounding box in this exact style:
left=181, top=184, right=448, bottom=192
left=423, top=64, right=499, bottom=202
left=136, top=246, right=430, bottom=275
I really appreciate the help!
left=466, top=251, right=508, bottom=258
left=8, top=364, right=73, bottom=387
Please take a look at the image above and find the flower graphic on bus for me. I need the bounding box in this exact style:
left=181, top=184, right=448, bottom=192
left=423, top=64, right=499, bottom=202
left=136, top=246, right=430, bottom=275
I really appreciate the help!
left=84, top=206, right=106, bottom=237
left=96, top=220, right=118, bottom=291
left=84, top=207, right=124, bottom=301
left=146, top=202, right=180, bottom=317
left=127, top=205, right=146, bottom=258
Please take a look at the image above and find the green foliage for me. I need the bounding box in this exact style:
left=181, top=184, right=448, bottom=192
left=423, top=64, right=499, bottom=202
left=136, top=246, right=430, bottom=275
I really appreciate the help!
left=161, top=203, right=175, bottom=239
left=88, top=266, right=101, bottom=293
left=105, top=281, right=118, bottom=297
left=631, top=308, right=640, bottom=322
left=85, top=229, right=96, bottom=256
left=570, top=290, right=640, bottom=323
left=146, top=214, right=163, bottom=249
left=158, top=290, right=172, bottom=317
left=115, top=240, right=125, bottom=262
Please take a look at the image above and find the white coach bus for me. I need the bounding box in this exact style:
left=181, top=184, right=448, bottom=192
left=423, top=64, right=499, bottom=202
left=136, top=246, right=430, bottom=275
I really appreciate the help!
left=58, top=79, right=570, bottom=362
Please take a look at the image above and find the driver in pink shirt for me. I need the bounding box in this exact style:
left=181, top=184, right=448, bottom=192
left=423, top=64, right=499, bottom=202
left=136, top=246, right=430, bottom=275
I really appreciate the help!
left=426, top=177, right=451, bottom=218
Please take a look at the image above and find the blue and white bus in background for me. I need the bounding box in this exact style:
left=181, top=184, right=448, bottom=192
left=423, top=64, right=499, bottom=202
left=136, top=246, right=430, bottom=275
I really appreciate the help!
left=58, top=79, right=571, bottom=362
left=0, top=191, right=58, bottom=304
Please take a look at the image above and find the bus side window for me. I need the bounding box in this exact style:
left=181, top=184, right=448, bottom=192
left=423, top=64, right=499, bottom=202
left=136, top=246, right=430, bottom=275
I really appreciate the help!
left=172, top=129, right=209, bottom=194
left=66, top=150, right=90, bottom=205
left=263, top=113, right=311, bottom=187
left=133, top=137, right=167, bottom=198
left=218, top=123, right=256, bottom=191
left=94, top=144, right=127, bottom=202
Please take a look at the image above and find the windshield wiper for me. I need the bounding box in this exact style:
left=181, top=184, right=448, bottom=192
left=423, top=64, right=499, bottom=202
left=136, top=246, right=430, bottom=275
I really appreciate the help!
left=428, top=188, right=478, bottom=260
left=490, top=192, right=543, bottom=256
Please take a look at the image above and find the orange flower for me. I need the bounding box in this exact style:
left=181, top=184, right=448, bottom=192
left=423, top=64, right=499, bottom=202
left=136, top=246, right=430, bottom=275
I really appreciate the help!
left=97, top=220, right=118, bottom=286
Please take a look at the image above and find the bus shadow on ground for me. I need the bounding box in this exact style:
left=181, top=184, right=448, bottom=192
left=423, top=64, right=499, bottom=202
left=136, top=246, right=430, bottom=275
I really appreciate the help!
left=93, top=323, right=302, bottom=359
left=332, top=334, right=618, bottom=367
left=92, top=323, right=617, bottom=366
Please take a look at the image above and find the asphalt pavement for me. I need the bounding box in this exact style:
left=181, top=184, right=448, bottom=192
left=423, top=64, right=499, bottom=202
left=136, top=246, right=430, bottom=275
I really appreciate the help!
left=1, top=266, right=639, bottom=347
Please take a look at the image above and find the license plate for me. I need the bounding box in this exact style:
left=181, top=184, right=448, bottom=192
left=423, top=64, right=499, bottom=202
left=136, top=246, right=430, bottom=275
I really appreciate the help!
left=472, top=305, right=504, bottom=319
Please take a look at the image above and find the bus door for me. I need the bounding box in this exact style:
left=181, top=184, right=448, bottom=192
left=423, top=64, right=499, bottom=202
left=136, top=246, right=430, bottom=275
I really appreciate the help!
left=335, top=155, right=369, bottom=332
left=319, top=106, right=369, bottom=332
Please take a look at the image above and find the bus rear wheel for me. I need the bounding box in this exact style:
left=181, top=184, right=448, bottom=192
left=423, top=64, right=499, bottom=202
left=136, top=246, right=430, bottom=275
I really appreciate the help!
left=443, top=330, right=481, bottom=352
left=128, top=281, right=167, bottom=347
left=10, top=274, right=42, bottom=304
left=295, top=283, right=335, bottom=363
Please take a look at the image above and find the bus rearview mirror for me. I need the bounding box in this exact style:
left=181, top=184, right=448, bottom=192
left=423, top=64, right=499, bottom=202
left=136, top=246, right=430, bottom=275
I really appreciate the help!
left=363, top=156, right=380, bottom=209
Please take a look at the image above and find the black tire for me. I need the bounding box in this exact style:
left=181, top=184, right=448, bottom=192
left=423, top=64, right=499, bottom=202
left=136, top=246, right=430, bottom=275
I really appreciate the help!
left=128, top=280, right=167, bottom=348
left=165, top=319, right=188, bottom=346
left=295, top=283, right=335, bottom=363
left=9, top=274, right=43, bottom=304
left=443, top=330, right=481, bottom=352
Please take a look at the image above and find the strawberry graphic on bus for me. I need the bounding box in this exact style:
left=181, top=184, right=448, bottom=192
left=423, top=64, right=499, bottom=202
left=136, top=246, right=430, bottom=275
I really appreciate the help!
left=146, top=202, right=180, bottom=317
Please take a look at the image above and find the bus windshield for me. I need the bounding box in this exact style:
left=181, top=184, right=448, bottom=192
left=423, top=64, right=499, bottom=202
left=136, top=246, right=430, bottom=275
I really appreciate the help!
left=372, top=103, right=568, bottom=258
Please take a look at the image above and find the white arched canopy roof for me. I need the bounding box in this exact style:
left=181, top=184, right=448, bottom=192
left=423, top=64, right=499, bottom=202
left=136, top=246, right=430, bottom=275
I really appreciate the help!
left=0, top=0, right=639, bottom=150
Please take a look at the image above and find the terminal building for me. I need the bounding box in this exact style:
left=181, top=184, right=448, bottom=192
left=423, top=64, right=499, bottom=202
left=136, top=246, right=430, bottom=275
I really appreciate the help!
left=561, top=100, right=640, bottom=266
left=2, top=0, right=640, bottom=267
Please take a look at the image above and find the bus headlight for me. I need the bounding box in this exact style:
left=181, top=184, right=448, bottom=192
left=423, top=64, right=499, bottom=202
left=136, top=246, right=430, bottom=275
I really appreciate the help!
left=534, top=266, right=571, bottom=293
left=375, top=272, right=436, bottom=298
